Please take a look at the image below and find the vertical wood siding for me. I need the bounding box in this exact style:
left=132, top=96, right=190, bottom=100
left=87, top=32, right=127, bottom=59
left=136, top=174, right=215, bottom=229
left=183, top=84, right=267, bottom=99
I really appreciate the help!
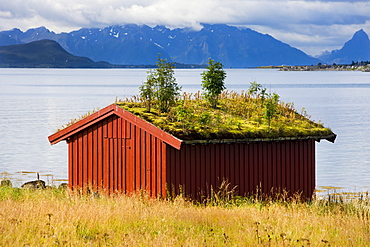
left=166, top=140, right=315, bottom=199
left=67, top=115, right=167, bottom=197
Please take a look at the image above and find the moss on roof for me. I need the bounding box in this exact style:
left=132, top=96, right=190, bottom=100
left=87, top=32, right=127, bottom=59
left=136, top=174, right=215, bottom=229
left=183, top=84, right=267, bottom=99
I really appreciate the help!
left=116, top=91, right=335, bottom=141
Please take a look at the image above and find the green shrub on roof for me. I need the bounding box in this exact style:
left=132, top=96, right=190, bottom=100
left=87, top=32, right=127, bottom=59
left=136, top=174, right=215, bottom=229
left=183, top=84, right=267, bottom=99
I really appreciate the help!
left=139, top=55, right=181, bottom=113
left=201, top=58, right=227, bottom=108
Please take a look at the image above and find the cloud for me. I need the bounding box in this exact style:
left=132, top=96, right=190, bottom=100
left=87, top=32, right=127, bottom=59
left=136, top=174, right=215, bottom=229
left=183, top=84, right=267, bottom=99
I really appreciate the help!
left=1, top=0, right=370, bottom=55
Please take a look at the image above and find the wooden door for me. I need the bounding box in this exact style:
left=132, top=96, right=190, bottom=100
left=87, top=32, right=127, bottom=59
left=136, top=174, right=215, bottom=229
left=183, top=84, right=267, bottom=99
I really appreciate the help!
left=103, top=138, right=132, bottom=193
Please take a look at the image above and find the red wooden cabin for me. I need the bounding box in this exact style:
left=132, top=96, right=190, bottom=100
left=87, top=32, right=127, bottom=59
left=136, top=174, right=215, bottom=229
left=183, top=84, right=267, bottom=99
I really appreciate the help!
left=48, top=104, right=336, bottom=199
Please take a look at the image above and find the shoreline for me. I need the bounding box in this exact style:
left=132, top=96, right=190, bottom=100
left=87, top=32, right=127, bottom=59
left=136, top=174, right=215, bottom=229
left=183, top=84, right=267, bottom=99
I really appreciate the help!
left=276, top=64, right=370, bottom=72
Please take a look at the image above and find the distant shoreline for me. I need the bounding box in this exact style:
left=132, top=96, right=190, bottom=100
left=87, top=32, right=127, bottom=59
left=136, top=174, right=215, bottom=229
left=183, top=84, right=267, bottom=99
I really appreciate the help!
left=276, top=64, right=370, bottom=72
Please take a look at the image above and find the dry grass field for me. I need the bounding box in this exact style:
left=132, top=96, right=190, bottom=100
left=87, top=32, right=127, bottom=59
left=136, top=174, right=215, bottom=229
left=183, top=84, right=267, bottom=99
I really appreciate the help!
left=0, top=186, right=369, bottom=246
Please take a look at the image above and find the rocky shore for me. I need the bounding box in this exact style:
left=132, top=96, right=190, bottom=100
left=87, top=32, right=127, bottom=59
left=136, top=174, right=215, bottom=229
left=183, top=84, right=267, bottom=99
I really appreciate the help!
left=1, top=178, right=67, bottom=190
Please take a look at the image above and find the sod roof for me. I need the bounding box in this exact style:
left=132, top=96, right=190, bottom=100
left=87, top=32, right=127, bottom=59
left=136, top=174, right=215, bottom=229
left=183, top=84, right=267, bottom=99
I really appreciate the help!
left=116, top=91, right=336, bottom=143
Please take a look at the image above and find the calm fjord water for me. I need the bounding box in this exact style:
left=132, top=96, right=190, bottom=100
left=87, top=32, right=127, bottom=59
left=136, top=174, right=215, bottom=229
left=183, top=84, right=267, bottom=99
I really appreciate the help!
left=0, top=68, right=369, bottom=192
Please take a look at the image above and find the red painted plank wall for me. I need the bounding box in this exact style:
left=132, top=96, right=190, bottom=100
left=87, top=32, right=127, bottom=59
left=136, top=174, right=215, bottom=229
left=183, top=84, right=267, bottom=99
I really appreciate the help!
left=67, top=115, right=167, bottom=197
left=166, top=140, right=315, bottom=199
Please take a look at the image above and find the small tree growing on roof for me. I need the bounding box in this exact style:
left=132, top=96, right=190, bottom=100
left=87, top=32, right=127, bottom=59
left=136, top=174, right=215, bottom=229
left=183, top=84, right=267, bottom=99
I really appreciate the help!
left=140, top=55, right=181, bottom=113
left=248, top=81, right=267, bottom=103
left=263, top=92, right=280, bottom=130
left=248, top=82, right=280, bottom=129
left=201, top=58, right=227, bottom=108
left=139, top=73, right=156, bottom=112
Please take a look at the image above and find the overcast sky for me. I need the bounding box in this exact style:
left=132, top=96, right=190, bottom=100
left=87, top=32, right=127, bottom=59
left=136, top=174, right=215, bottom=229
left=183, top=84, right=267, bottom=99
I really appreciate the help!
left=1, top=0, right=370, bottom=56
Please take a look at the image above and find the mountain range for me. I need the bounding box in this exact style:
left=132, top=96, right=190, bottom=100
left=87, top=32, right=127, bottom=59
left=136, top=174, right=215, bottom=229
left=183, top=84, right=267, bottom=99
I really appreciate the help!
left=0, top=24, right=320, bottom=67
left=0, top=24, right=369, bottom=67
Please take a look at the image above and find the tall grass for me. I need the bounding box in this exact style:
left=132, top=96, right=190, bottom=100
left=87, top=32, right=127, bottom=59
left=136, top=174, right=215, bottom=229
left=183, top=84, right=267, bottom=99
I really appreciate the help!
left=1, top=186, right=369, bottom=246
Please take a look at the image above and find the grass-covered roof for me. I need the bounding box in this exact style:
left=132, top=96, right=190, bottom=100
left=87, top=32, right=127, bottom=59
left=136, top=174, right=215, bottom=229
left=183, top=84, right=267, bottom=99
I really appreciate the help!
left=116, top=90, right=335, bottom=142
